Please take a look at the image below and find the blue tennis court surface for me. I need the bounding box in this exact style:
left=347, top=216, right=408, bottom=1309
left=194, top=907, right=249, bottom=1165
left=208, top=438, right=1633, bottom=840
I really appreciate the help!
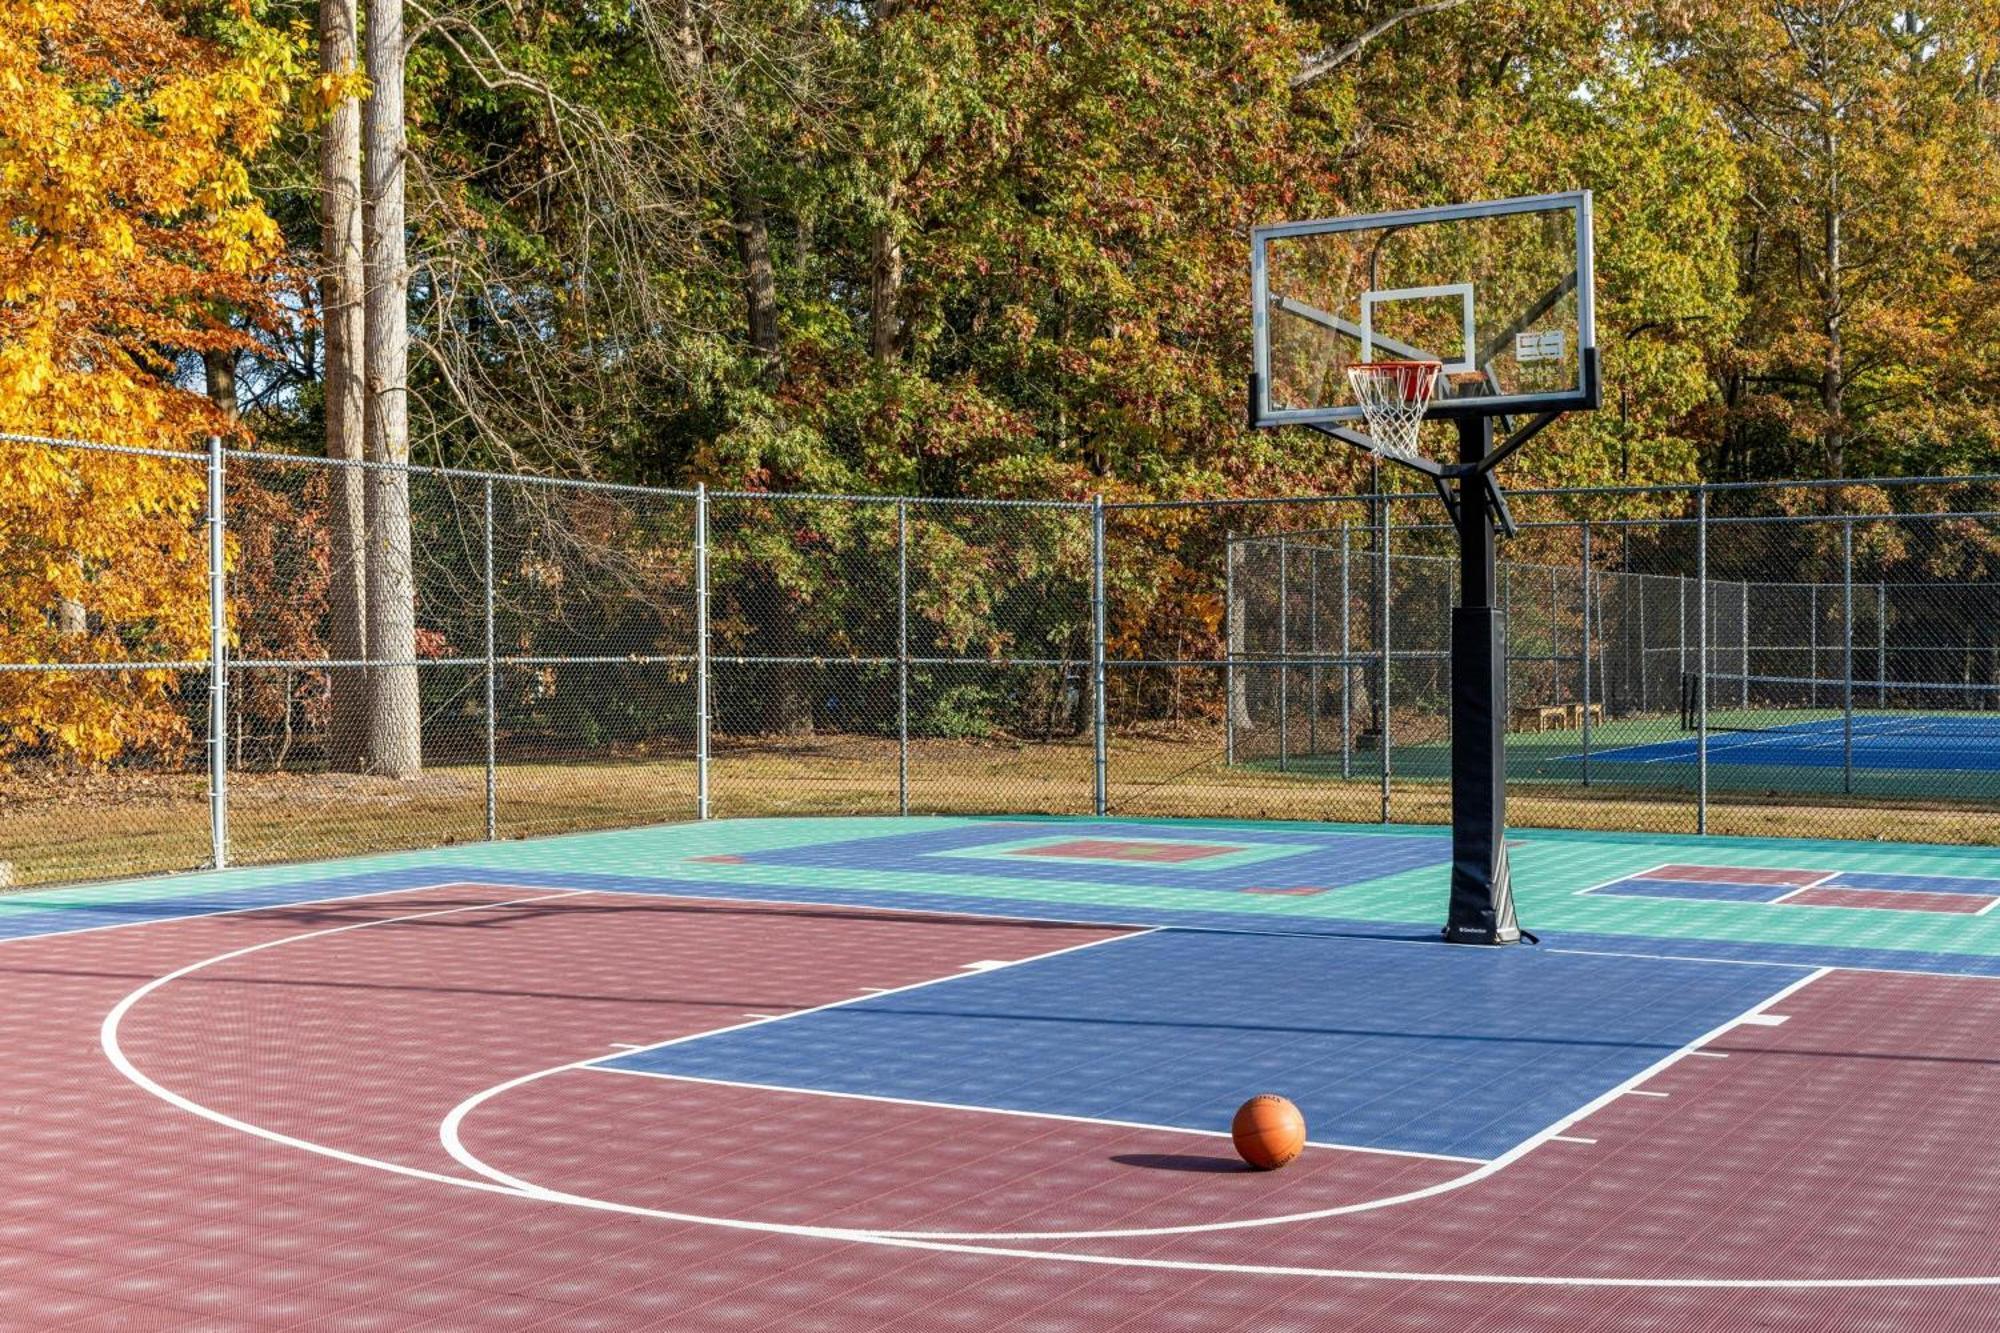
left=595, top=927, right=1804, bottom=1160
left=1590, top=714, right=2000, bottom=770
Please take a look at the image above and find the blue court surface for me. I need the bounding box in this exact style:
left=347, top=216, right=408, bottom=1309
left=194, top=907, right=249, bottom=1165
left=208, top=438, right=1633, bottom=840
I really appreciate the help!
left=1590, top=713, right=2000, bottom=770
left=596, top=927, right=1802, bottom=1160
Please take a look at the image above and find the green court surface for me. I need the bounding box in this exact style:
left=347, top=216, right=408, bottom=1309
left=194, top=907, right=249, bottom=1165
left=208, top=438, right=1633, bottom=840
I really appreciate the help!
left=13, top=814, right=2000, bottom=971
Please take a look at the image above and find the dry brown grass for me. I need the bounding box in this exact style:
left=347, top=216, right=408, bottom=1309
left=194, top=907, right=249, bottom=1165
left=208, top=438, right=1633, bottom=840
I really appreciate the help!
left=2, top=730, right=1990, bottom=891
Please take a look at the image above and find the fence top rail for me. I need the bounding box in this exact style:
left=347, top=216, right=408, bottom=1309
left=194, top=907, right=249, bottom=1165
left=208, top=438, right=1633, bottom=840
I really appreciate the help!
left=1243, top=510, right=2000, bottom=543
left=218, top=445, right=703, bottom=499
left=708, top=488, right=1088, bottom=511
left=1110, top=475, right=2000, bottom=513
left=2, top=431, right=206, bottom=462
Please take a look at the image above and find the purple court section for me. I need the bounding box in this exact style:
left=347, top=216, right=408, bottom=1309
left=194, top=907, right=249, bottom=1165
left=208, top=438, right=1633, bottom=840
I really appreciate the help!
left=1590, top=865, right=2000, bottom=913
left=1642, top=864, right=1828, bottom=886
left=1786, top=887, right=1995, bottom=915
left=1591, top=878, right=1795, bottom=903
left=598, top=927, right=1804, bottom=1160
left=731, top=820, right=1452, bottom=892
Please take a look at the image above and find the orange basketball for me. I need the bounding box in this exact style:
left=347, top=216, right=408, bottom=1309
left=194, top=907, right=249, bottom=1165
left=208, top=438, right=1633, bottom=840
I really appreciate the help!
left=1231, top=1094, right=1307, bottom=1170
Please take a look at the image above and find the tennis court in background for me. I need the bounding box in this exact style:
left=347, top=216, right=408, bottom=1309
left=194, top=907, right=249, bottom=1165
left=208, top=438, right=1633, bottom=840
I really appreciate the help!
left=11, top=813, right=2000, bottom=1330
left=1594, top=708, right=2000, bottom=771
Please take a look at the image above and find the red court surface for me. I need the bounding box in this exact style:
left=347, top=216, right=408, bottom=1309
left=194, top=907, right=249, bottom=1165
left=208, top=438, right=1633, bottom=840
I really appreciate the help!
left=1009, top=840, right=1244, bottom=864
left=9, top=880, right=2000, bottom=1330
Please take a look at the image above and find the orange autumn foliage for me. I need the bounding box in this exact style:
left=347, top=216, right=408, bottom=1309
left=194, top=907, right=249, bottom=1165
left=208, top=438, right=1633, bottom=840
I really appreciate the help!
left=0, top=0, right=294, bottom=767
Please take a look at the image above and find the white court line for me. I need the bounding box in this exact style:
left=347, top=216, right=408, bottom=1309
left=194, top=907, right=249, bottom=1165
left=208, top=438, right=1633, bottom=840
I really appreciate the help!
left=0, top=876, right=505, bottom=949
left=1625, top=1089, right=1670, bottom=1098
left=1738, top=1013, right=1789, bottom=1027
left=1571, top=863, right=1674, bottom=899
left=106, top=910, right=2000, bottom=1285
left=586, top=1066, right=1480, bottom=1166
left=1549, top=1135, right=1596, bottom=1145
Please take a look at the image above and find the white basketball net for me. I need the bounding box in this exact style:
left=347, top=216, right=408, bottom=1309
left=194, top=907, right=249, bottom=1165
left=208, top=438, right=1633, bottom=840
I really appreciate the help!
left=1345, top=360, right=1442, bottom=464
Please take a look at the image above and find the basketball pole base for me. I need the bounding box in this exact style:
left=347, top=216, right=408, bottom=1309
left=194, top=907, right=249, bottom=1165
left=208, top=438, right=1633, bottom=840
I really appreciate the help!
left=1442, top=418, right=1525, bottom=946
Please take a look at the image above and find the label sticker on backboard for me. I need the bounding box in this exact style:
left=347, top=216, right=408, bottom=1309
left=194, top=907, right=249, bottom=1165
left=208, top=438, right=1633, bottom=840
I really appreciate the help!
left=1516, top=330, right=1565, bottom=363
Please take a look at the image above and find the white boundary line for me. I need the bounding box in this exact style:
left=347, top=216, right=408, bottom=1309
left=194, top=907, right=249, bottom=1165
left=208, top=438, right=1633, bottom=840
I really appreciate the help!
left=1571, top=862, right=1674, bottom=899
left=585, top=1067, right=1481, bottom=1166
left=0, top=876, right=503, bottom=949
left=100, top=901, right=2000, bottom=1285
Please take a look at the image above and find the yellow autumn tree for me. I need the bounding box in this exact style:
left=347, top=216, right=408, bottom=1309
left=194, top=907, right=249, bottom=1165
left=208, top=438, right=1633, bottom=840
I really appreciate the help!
left=0, top=0, right=294, bottom=766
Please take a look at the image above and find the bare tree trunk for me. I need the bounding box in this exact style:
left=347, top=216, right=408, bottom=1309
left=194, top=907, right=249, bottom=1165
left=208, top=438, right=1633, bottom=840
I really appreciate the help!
left=321, top=0, right=371, bottom=772
left=364, top=0, right=422, bottom=777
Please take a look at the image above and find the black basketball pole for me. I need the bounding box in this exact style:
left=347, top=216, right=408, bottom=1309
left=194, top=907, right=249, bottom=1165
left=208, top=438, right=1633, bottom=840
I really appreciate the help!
left=1444, top=416, right=1523, bottom=944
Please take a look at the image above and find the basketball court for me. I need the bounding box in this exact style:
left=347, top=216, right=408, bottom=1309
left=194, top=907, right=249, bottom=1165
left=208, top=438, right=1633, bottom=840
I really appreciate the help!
left=12, top=189, right=1995, bottom=1331
left=8, top=814, right=2000, bottom=1329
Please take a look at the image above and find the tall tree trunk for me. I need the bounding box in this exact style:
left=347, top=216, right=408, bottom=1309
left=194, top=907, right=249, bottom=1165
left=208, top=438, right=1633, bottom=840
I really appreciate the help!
left=321, top=0, right=370, bottom=772
left=364, top=0, right=422, bottom=777
left=1822, top=202, right=1845, bottom=479
left=730, top=182, right=810, bottom=730
left=733, top=182, right=781, bottom=384
left=868, top=187, right=902, bottom=363
left=203, top=350, right=237, bottom=419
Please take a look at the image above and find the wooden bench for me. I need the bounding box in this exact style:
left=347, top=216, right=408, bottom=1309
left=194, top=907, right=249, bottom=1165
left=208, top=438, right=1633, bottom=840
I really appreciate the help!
left=1510, top=705, right=1574, bottom=732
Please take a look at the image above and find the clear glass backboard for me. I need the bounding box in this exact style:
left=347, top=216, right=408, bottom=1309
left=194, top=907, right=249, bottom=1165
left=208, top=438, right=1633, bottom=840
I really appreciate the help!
left=1251, top=192, right=1596, bottom=429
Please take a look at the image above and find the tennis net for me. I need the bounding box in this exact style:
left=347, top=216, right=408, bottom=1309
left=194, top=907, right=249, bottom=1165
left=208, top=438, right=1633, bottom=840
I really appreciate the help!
left=1681, top=672, right=2000, bottom=736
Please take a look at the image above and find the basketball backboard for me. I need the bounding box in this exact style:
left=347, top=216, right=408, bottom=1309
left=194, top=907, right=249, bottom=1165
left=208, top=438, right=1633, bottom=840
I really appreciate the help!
left=1250, top=192, right=1596, bottom=431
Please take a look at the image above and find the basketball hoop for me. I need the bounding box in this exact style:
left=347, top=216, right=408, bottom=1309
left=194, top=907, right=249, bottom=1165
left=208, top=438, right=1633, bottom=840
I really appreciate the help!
left=1345, top=360, right=1441, bottom=463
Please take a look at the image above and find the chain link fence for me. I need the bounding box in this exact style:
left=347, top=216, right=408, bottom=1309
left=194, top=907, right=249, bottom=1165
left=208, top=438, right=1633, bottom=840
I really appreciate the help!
left=4, top=431, right=1998, bottom=889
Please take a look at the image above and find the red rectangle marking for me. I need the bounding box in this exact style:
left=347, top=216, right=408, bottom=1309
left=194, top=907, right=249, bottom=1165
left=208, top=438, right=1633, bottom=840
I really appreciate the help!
left=1012, top=839, right=1243, bottom=864
left=1641, top=864, right=1829, bottom=888
left=1782, top=886, right=1996, bottom=915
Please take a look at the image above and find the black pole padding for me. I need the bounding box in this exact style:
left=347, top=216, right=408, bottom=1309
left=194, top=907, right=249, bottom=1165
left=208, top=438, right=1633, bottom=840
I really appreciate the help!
left=1443, top=415, right=1523, bottom=946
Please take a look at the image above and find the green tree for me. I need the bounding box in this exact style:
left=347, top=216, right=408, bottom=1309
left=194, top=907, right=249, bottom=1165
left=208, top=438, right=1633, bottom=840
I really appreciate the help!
left=1680, top=0, right=2000, bottom=479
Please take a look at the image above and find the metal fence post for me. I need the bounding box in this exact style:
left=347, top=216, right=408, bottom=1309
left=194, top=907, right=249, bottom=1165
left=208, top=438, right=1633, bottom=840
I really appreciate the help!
left=1277, top=535, right=1289, bottom=772
left=1308, top=545, right=1320, bottom=761
left=898, top=500, right=910, bottom=816
left=206, top=435, right=228, bottom=870
left=1677, top=576, right=1687, bottom=686
left=1877, top=581, right=1888, bottom=706
left=1740, top=581, right=1750, bottom=708
left=1696, top=488, right=1709, bottom=834
left=1843, top=520, right=1855, bottom=794
left=695, top=483, right=710, bottom=820
left=1809, top=581, right=1820, bottom=708
left=483, top=478, right=497, bottom=840
left=1339, top=522, right=1352, bottom=779
left=1637, top=563, right=1648, bottom=712
left=1379, top=493, right=1392, bottom=823
left=1223, top=532, right=1236, bottom=766
left=1091, top=495, right=1108, bottom=817
left=1580, top=521, right=1593, bottom=786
